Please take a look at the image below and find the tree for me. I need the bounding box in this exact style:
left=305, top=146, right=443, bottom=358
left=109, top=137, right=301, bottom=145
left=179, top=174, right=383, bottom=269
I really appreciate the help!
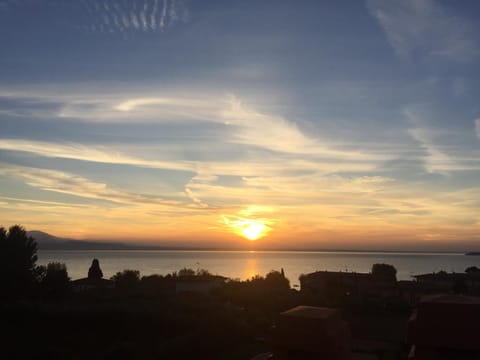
left=196, top=268, right=212, bottom=276
left=0, top=225, right=39, bottom=298
left=465, top=266, right=480, bottom=274
left=111, top=269, right=140, bottom=290
left=42, top=262, right=70, bottom=299
left=88, top=258, right=103, bottom=279
left=371, top=263, right=397, bottom=281
left=265, top=270, right=290, bottom=290
left=178, top=268, right=195, bottom=277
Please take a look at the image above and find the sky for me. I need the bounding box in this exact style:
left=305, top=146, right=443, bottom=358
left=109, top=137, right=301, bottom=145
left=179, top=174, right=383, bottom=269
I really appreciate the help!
left=0, top=0, right=480, bottom=250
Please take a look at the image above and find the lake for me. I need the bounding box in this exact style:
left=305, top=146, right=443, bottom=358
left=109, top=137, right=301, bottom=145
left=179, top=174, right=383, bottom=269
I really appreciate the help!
left=37, top=250, right=480, bottom=287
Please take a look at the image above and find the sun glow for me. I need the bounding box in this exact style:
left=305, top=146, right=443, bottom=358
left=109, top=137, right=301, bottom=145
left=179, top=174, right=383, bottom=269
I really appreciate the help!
left=223, top=216, right=269, bottom=241
left=241, top=221, right=265, bottom=241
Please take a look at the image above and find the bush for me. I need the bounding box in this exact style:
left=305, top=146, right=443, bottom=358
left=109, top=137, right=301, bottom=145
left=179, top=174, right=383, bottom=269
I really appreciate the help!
left=178, top=268, right=195, bottom=277
left=265, top=270, right=290, bottom=290
left=112, top=269, right=141, bottom=290
left=466, top=266, right=480, bottom=274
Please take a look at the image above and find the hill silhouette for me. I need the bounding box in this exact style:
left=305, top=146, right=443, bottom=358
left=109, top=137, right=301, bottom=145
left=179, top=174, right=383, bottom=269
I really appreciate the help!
left=27, top=230, right=132, bottom=250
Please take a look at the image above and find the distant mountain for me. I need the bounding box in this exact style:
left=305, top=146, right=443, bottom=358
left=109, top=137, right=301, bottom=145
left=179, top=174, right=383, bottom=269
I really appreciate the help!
left=27, top=230, right=132, bottom=250
left=27, top=230, right=66, bottom=244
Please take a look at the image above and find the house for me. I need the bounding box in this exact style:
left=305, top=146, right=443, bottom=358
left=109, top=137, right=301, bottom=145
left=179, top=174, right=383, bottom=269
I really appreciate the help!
left=407, top=294, right=480, bottom=359
left=413, top=271, right=480, bottom=295
left=300, top=270, right=399, bottom=304
left=270, top=306, right=351, bottom=360
left=254, top=305, right=389, bottom=359
left=175, top=275, right=227, bottom=294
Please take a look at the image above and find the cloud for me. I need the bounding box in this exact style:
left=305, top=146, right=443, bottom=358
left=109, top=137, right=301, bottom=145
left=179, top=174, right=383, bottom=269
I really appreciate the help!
left=0, top=86, right=392, bottom=166
left=0, top=196, right=90, bottom=208
left=405, top=110, right=480, bottom=173
left=367, top=0, right=480, bottom=62
left=0, top=138, right=193, bottom=172
left=407, top=126, right=451, bottom=173
left=476, top=119, right=480, bottom=140
left=0, top=164, right=188, bottom=207
left=80, top=0, right=188, bottom=34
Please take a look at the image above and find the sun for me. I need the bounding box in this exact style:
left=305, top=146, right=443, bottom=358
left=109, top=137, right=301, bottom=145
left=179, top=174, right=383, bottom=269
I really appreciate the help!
left=241, top=222, right=265, bottom=241
left=223, top=216, right=269, bottom=241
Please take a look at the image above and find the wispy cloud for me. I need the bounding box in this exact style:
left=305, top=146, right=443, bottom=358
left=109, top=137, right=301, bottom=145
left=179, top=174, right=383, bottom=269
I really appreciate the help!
left=0, top=164, right=188, bottom=207
left=405, top=109, right=480, bottom=173
left=221, top=97, right=391, bottom=161
left=367, top=0, right=480, bottom=62
left=0, top=87, right=393, bottom=166
left=0, top=138, right=193, bottom=172
left=80, top=0, right=188, bottom=34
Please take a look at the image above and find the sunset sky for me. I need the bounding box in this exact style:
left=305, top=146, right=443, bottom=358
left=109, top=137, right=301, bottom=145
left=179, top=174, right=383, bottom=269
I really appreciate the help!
left=1, top=0, right=480, bottom=250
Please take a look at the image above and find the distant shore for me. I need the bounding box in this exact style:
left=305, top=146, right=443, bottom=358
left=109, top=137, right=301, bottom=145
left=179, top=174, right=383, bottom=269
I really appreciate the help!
left=37, top=244, right=465, bottom=254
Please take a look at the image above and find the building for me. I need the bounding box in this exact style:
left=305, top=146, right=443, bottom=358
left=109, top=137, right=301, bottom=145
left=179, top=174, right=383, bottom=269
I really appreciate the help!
left=271, top=306, right=351, bottom=359
left=300, top=271, right=399, bottom=305
left=407, top=294, right=480, bottom=359
left=253, top=306, right=389, bottom=359
left=413, top=272, right=480, bottom=295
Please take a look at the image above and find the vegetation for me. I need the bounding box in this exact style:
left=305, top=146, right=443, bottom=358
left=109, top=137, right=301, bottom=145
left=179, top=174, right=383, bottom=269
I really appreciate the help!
left=177, top=267, right=196, bottom=276
left=1, top=224, right=468, bottom=359
left=465, top=266, right=480, bottom=274
left=111, top=269, right=141, bottom=290
left=0, top=225, right=39, bottom=299
left=41, top=262, right=70, bottom=299
left=371, top=263, right=397, bottom=281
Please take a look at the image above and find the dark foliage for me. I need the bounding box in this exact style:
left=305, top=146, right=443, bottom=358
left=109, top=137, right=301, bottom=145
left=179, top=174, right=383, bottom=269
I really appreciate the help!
left=218, top=270, right=295, bottom=316
left=371, top=263, right=397, bottom=281
left=139, top=274, right=175, bottom=297
left=0, top=225, right=39, bottom=299
left=41, top=262, right=71, bottom=299
left=265, top=270, right=290, bottom=290
left=453, top=279, right=468, bottom=294
left=177, top=267, right=196, bottom=277
left=112, top=269, right=141, bottom=290
left=465, top=266, right=480, bottom=274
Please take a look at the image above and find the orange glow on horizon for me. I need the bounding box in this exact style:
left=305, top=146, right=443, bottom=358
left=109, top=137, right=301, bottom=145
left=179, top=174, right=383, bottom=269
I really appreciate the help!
left=222, top=215, right=270, bottom=241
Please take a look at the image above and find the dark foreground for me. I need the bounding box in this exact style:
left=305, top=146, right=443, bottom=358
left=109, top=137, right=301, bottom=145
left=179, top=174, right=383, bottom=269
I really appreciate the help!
left=2, top=278, right=412, bottom=360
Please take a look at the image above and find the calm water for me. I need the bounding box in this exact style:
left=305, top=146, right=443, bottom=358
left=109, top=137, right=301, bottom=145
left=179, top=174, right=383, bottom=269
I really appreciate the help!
left=37, top=250, right=480, bottom=287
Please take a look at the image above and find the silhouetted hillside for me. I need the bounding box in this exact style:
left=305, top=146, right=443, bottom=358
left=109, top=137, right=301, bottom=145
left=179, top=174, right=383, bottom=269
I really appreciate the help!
left=27, top=230, right=65, bottom=244
left=28, top=230, right=131, bottom=250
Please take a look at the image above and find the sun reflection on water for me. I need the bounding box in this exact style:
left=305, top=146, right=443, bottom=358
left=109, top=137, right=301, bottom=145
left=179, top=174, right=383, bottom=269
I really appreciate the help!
left=244, top=258, right=259, bottom=280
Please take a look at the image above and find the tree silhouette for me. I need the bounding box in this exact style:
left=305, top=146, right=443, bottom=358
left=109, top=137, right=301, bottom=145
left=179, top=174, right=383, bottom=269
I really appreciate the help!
left=265, top=270, right=290, bottom=290
left=111, top=269, right=140, bottom=290
left=178, top=268, right=195, bottom=277
left=88, top=258, right=103, bottom=279
left=0, top=225, right=39, bottom=299
left=371, top=263, right=397, bottom=281
left=42, top=262, right=70, bottom=299
left=465, top=266, right=480, bottom=274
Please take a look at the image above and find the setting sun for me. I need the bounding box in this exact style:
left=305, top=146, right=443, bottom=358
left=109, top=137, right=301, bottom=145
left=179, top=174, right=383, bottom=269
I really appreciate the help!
left=223, top=216, right=269, bottom=241
left=241, top=221, right=265, bottom=241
